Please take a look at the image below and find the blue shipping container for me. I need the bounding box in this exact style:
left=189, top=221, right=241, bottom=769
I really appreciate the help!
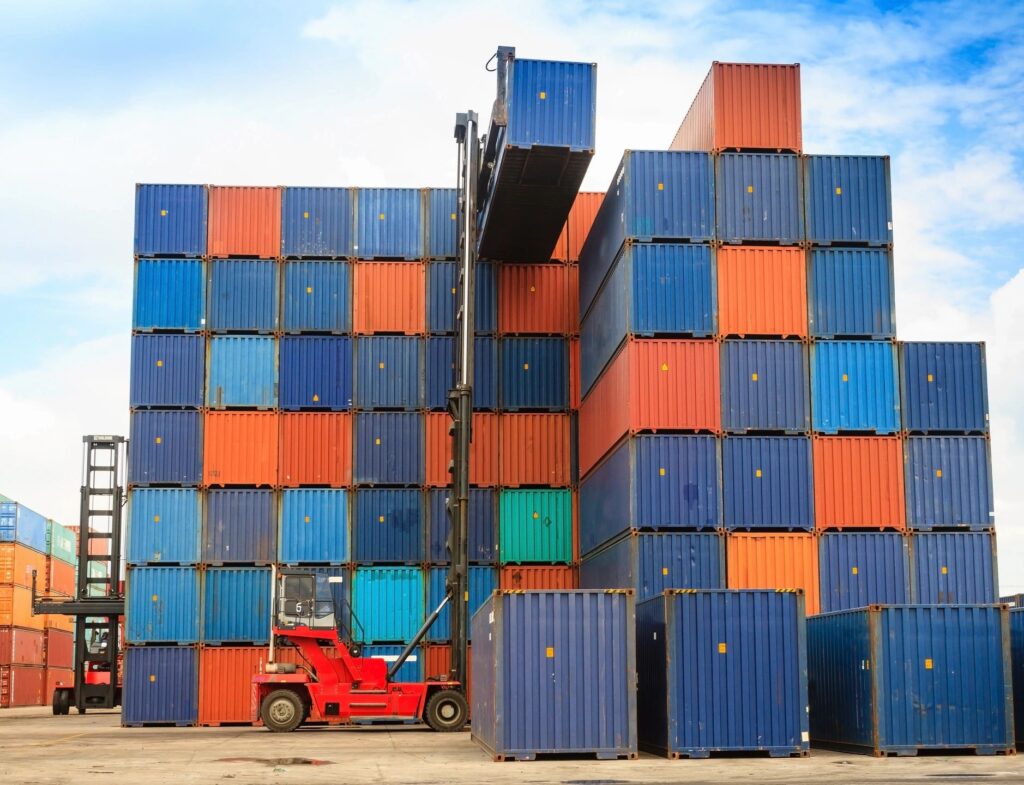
left=355, top=336, right=422, bottom=410
left=127, top=488, right=201, bottom=565
left=203, top=489, right=276, bottom=564
left=808, top=248, right=895, bottom=338
left=428, top=488, right=497, bottom=564
left=900, top=342, right=989, bottom=434
left=282, top=260, right=351, bottom=333
left=811, top=340, right=900, bottom=434
left=0, top=500, right=48, bottom=553
left=500, top=337, right=568, bottom=410
left=122, top=646, right=198, bottom=726
left=637, top=590, right=809, bottom=758
left=426, top=261, right=496, bottom=334
left=804, top=155, right=893, bottom=246
left=353, top=188, right=423, bottom=260
left=352, top=567, right=425, bottom=643
left=721, top=340, right=810, bottom=433
left=716, top=153, right=803, bottom=245
left=808, top=605, right=1014, bottom=755
left=126, top=566, right=199, bottom=643
left=353, top=489, right=424, bottom=564
left=134, top=183, right=207, bottom=257
left=818, top=532, right=910, bottom=613
left=128, top=410, right=202, bottom=486
left=354, top=413, right=423, bottom=486
left=910, top=531, right=998, bottom=604
left=202, top=566, right=270, bottom=644
left=425, top=336, right=497, bottom=410
left=279, top=489, right=349, bottom=565
left=363, top=645, right=422, bottom=684
left=281, top=187, right=352, bottom=258
left=426, top=566, right=497, bottom=642
left=133, top=259, right=206, bottom=332
left=130, top=334, right=205, bottom=408
left=279, top=335, right=353, bottom=411
left=905, top=436, right=993, bottom=530
left=206, top=336, right=277, bottom=408
left=1011, top=609, right=1024, bottom=745
left=207, top=259, right=278, bottom=333
left=426, top=188, right=457, bottom=259
left=722, top=436, right=814, bottom=530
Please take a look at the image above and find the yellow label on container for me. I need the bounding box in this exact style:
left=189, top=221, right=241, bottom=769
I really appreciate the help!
left=659, top=468, right=666, bottom=476
left=751, top=372, right=758, bottom=381
left=523, top=363, right=529, bottom=370
left=153, top=515, right=160, bottom=523
left=312, top=394, right=319, bottom=402
left=747, top=185, right=754, bottom=193
left=539, top=92, right=547, bottom=100
left=941, top=566, right=948, bottom=574
left=451, top=212, right=457, bottom=220
left=545, top=646, right=554, bottom=658
left=303, top=211, right=310, bottom=219
left=156, top=359, right=163, bottom=367
left=379, top=362, right=385, bottom=369
left=661, top=363, right=669, bottom=371
left=151, top=595, right=158, bottom=602
left=464, top=591, right=469, bottom=602
left=150, top=675, right=157, bottom=682
left=307, top=286, right=313, bottom=294
left=657, top=182, right=664, bottom=191
left=155, top=437, right=162, bottom=444
left=451, top=287, right=456, bottom=295
left=718, top=643, right=727, bottom=654
left=842, top=374, right=849, bottom=382
left=936, top=469, right=942, bottom=478
left=160, top=209, right=168, bottom=217
left=851, top=566, right=858, bottom=575
left=379, top=213, right=386, bottom=220
left=532, top=512, right=539, bottom=519
left=375, top=438, right=381, bottom=446
left=924, top=658, right=933, bottom=670
left=927, top=373, right=934, bottom=382
left=304, top=516, right=310, bottom=523
left=378, top=515, right=385, bottom=523
left=662, top=567, right=669, bottom=576
left=835, top=187, right=842, bottom=196
left=755, top=469, right=762, bottom=478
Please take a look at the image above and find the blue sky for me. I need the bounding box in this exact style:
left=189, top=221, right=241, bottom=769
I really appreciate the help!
left=1, top=0, right=1022, bottom=589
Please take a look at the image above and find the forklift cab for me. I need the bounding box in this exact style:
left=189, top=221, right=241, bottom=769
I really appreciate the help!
left=277, top=573, right=338, bottom=630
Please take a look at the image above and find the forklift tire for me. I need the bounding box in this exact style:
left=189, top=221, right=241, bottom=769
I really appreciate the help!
left=424, top=689, right=468, bottom=732
left=52, top=688, right=70, bottom=716
left=260, top=689, right=306, bottom=733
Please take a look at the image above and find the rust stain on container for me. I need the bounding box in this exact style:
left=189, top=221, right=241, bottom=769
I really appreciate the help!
left=726, top=532, right=820, bottom=615
left=499, top=566, right=578, bottom=590
left=813, top=436, right=906, bottom=531
left=425, top=412, right=498, bottom=487
left=717, top=246, right=807, bottom=338
left=279, top=413, right=352, bottom=488
left=204, top=412, right=279, bottom=487
left=352, top=262, right=425, bottom=335
left=499, top=413, right=572, bottom=487
left=208, top=186, right=282, bottom=258
left=498, top=264, right=579, bottom=336
left=553, top=192, right=605, bottom=263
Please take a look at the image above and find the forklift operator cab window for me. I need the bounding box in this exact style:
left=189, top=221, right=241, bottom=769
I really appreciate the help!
left=278, top=574, right=337, bottom=630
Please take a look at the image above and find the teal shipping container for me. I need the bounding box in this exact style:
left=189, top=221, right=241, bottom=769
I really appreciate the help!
left=351, top=567, right=425, bottom=643
left=498, top=489, right=572, bottom=565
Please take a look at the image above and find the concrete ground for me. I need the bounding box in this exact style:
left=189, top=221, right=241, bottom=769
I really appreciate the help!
left=0, top=707, right=1020, bottom=785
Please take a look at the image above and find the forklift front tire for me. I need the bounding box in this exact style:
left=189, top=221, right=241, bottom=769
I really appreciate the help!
left=260, top=689, right=306, bottom=733
left=52, top=688, right=70, bottom=716
left=424, top=689, right=469, bottom=732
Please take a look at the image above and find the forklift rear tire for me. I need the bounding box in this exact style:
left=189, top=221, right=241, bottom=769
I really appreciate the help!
left=52, top=688, right=70, bottom=716
left=260, top=689, right=306, bottom=733
left=424, top=689, right=468, bottom=732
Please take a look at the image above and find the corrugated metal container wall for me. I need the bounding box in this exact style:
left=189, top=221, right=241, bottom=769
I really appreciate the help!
left=0, top=502, right=48, bottom=552
left=498, top=264, right=578, bottom=336
left=808, top=605, right=1014, bottom=754
left=471, top=591, right=637, bottom=760
left=133, top=259, right=206, bottom=332
left=506, top=59, right=596, bottom=149
left=363, top=645, right=423, bottom=683
left=48, top=559, right=75, bottom=596
left=722, top=436, right=814, bottom=530
left=425, top=336, right=497, bottom=410
left=352, top=261, right=425, bottom=335
left=426, top=261, right=497, bottom=334
left=428, top=488, right=497, bottom=564
left=123, top=646, right=198, bottom=726
left=206, top=336, right=277, bottom=409
left=905, top=436, right=993, bottom=530
left=203, top=489, right=276, bottom=564
left=553, top=191, right=604, bottom=263
left=1, top=585, right=44, bottom=629
left=279, top=489, right=349, bottom=565
left=130, top=333, right=204, bottom=407
left=134, top=184, right=207, bottom=257
left=910, top=531, right=998, bottom=604
left=426, top=566, right=497, bottom=641
left=282, top=261, right=351, bottom=333
left=353, top=489, right=423, bottom=564
left=637, top=590, right=808, bottom=758
left=127, top=489, right=201, bottom=565
left=498, top=413, right=572, bottom=487
left=900, top=342, right=989, bottom=434
left=808, top=249, right=895, bottom=338
left=0, top=628, right=45, bottom=666
left=423, top=645, right=473, bottom=704
left=0, top=543, right=47, bottom=588
left=803, top=156, right=893, bottom=246
left=207, top=186, right=281, bottom=259
left=207, top=259, right=278, bottom=333
left=1, top=665, right=45, bottom=707
left=716, top=153, right=803, bottom=245
left=499, top=566, right=577, bottom=590
left=569, top=338, right=580, bottom=410
left=500, top=337, right=568, bottom=410
left=45, top=523, right=74, bottom=564
left=203, top=412, right=278, bottom=487
left=813, top=436, right=906, bottom=530
left=281, top=187, right=352, bottom=258
left=353, top=413, right=423, bottom=486
left=717, top=246, right=807, bottom=338
left=353, top=188, right=424, bottom=260
left=279, top=336, right=353, bottom=411
left=198, top=646, right=269, bottom=726
left=579, top=151, right=715, bottom=318
left=581, top=243, right=714, bottom=396
left=721, top=341, right=809, bottom=433
left=425, top=412, right=499, bottom=488
left=498, top=489, right=572, bottom=564
left=1012, top=609, right=1023, bottom=745
left=726, top=533, right=820, bottom=615
left=128, top=410, right=202, bottom=486
left=670, top=62, right=802, bottom=154
left=279, top=413, right=352, bottom=487
left=426, top=188, right=458, bottom=259
left=355, top=336, right=422, bottom=410
left=810, top=340, right=900, bottom=434
left=125, top=566, right=199, bottom=643
left=352, top=567, right=425, bottom=643
left=202, top=567, right=270, bottom=644
left=818, top=532, right=910, bottom=612
left=44, top=629, right=74, bottom=670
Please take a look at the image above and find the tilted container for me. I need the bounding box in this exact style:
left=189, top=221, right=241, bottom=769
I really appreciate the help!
left=810, top=340, right=900, bottom=434
left=813, top=436, right=906, bottom=530
left=125, top=566, right=199, bottom=644
left=279, top=489, right=349, bottom=565
left=279, top=412, right=352, bottom=487
left=352, top=261, right=425, bottom=335
left=134, top=183, right=207, bottom=257
left=126, top=488, right=201, bottom=565
left=426, top=566, right=497, bottom=642
left=803, top=155, right=893, bottom=247
left=130, top=334, right=204, bottom=409
left=905, top=436, right=993, bottom=530
left=202, top=566, right=270, bottom=644
left=279, top=336, right=353, bottom=411
left=716, top=246, right=807, bottom=338
left=909, top=531, right=998, bottom=604
left=427, top=488, right=497, bottom=564
left=726, top=533, right=820, bottom=615
left=808, top=248, right=895, bottom=338
left=425, top=336, right=497, bottom=410
left=818, top=532, right=910, bottom=612
left=354, top=336, right=422, bottom=410
left=206, top=336, right=277, bottom=409
left=128, top=410, right=202, bottom=487
left=281, top=186, right=352, bottom=258
left=351, top=567, right=425, bottom=643
left=498, top=489, right=572, bottom=565
left=207, top=259, right=278, bottom=333
left=500, top=337, right=569, bottom=411
left=353, top=489, right=423, bottom=564
left=202, top=412, right=278, bottom=488
left=426, top=261, right=496, bottom=334
left=0, top=500, right=48, bottom=553
left=281, top=260, right=351, bottom=333
left=721, top=340, right=809, bottom=433
left=716, top=153, right=803, bottom=245
left=207, top=186, right=281, bottom=259
left=133, top=258, right=206, bottom=332
left=498, top=264, right=579, bottom=336
left=426, top=188, right=457, bottom=259
left=900, top=342, right=989, bottom=434
left=722, top=436, right=813, bottom=531
left=498, top=413, right=572, bottom=487
left=203, top=489, right=276, bottom=564
left=123, top=646, right=198, bottom=726
left=353, top=188, right=424, bottom=260
left=353, top=412, right=423, bottom=486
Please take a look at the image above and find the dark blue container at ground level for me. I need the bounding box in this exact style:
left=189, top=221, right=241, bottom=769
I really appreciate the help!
left=1011, top=608, right=1024, bottom=745
left=123, top=646, right=198, bottom=726
left=128, top=410, right=202, bottom=486
left=721, top=340, right=809, bottom=433
left=500, top=337, right=568, bottom=410
left=808, top=248, right=895, bottom=338
left=426, top=261, right=496, bottom=334
left=818, top=532, right=910, bottom=613
left=716, top=153, right=802, bottom=245
left=722, top=436, right=813, bottom=531
left=355, top=336, right=422, bottom=410
left=426, top=336, right=497, bottom=410
left=207, top=259, right=278, bottom=333
left=900, top=342, right=989, bottom=434
left=427, top=488, right=497, bottom=564
left=354, top=413, right=423, bottom=486
left=203, top=489, right=276, bottom=564
left=909, top=531, right=998, bottom=604
left=353, top=188, right=424, bottom=260
left=426, top=566, right=497, bottom=642
left=202, top=566, right=271, bottom=644
left=279, top=336, right=353, bottom=410
left=134, top=184, right=207, bottom=257
left=130, top=334, right=205, bottom=408
left=281, top=186, right=352, bottom=258
left=353, top=489, right=424, bottom=564
left=426, top=188, right=457, bottom=259
left=905, top=436, right=993, bottom=530
left=133, top=259, right=206, bottom=331
left=804, top=155, right=893, bottom=247
left=282, top=260, right=351, bottom=333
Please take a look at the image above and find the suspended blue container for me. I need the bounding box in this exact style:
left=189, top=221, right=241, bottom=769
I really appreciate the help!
left=721, top=340, right=810, bottom=433
left=900, top=342, right=989, bottom=434
left=353, top=413, right=423, bottom=486
left=127, top=488, right=201, bottom=565
left=279, top=489, right=349, bottom=565
left=130, top=334, right=205, bottom=409
left=133, top=259, right=206, bottom=332
left=281, top=186, right=352, bottom=258
left=203, top=489, right=276, bottom=564
left=426, top=188, right=458, bottom=259
left=818, top=532, right=910, bottom=613
left=278, top=335, right=353, bottom=411
left=803, top=155, right=893, bottom=247
left=425, top=336, right=497, bottom=410
left=427, top=488, right=497, bottom=564
left=353, top=188, right=424, bottom=260
left=122, top=646, right=198, bottom=727
left=500, top=337, right=568, bottom=410
left=716, top=153, right=803, bottom=245
left=810, top=340, right=900, bottom=434
left=128, top=410, right=202, bottom=486
left=134, top=183, right=207, bottom=257
left=352, top=567, right=425, bottom=643
left=426, top=566, right=497, bottom=642
left=353, top=489, right=424, bottom=564
left=808, top=248, right=895, bottom=338
left=0, top=500, right=48, bottom=552
left=905, top=436, right=993, bottom=530
left=126, top=566, right=199, bottom=643
left=202, top=566, right=271, bottom=644
left=363, top=645, right=423, bottom=683
left=354, top=336, right=422, bottom=410
left=207, top=259, right=278, bottom=333
left=426, top=261, right=496, bottom=334
left=206, top=336, right=277, bottom=408
left=722, top=436, right=814, bottom=531
left=282, top=260, right=351, bottom=333
left=910, top=531, right=998, bottom=604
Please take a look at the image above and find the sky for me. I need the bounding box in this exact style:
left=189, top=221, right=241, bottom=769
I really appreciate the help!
left=0, top=0, right=1022, bottom=592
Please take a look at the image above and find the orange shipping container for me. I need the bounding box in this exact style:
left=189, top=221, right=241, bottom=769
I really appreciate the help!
left=578, top=339, right=721, bottom=478
left=499, top=566, right=577, bottom=590
left=422, top=645, right=471, bottom=709
left=44, top=629, right=74, bottom=670
left=499, top=414, right=572, bottom=487
left=726, top=533, right=820, bottom=616
left=498, top=265, right=578, bottom=336
left=204, top=412, right=279, bottom=487
left=198, top=646, right=270, bottom=726
left=44, top=668, right=74, bottom=705
left=425, top=412, right=498, bottom=487
left=0, top=585, right=45, bottom=630
left=553, top=192, right=604, bottom=263
left=813, top=436, right=906, bottom=531
left=352, top=262, right=425, bottom=335
left=279, top=413, right=352, bottom=487
left=671, top=62, right=802, bottom=154
left=208, top=186, right=282, bottom=258
left=717, top=247, right=807, bottom=338
left=47, top=557, right=76, bottom=597
left=1, top=664, right=46, bottom=707
left=0, top=543, right=48, bottom=589
left=43, top=613, right=74, bottom=633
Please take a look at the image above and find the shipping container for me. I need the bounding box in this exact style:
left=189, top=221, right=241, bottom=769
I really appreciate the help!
left=203, top=489, right=276, bottom=564
left=580, top=151, right=714, bottom=318
left=351, top=567, right=425, bottom=643
left=1012, top=609, right=1023, bottom=744
left=721, top=341, right=810, bottom=433
left=126, top=488, right=201, bottom=565
left=818, top=532, right=910, bottom=612
left=0, top=628, right=44, bottom=666
left=279, top=336, right=353, bottom=411
left=426, top=261, right=496, bottom=334
left=804, top=155, right=893, bottom=246
left=363, top=645, right=423, bottom=684
left=569, top=338, right=580, bottom=410
left=581, top=243, right=714, bottom=396
left=279, top=413, right=352, bottom=487
left=499, top=566, right=577, bottom=590
left=716, top=246, right=807, bottom=338
left=726, top=533, right=820, bottom=615
left=909, top=531, right=998, bottom=604
left=0, top=501, right=47, bottom=553
left=637, top=589, right=809, bottom=758
left=128, top=410, right=202, bottom=486
left=281, top=260, right=351, bottom=333
left=814, top=436, right=906, bottom=530
left=0, top=585, right=44, bottom=630
left=578, top=339, right=721, bottom=477
left=498, top=264, right=578, bottom=336
left=425, top=336, right=497, bottom=410
left=123, top=646, right=198, bottom=726
left=135, top=183, right=208, bottom=257
left=281, top=186, right=352, bottom=258
left=353, top=188, right=424, bottom=260
left=498, top=413, right=571, bottom=487
left=471, top=590, right=637, bottom=761
left=500, top=337, right=568, bottom=411
left=206, top=336, right=277, bottom=409
left=426, top=188, right=457, bottom=259
left=354, top=336, right=422, bottom=410
left=808, top=605, right=1014, bottom=755
left=716, top=153, right=803, bottom=245
left=426, top=566, right=497, bottom=642
left=279, top=489, right=349, bottom=565
left=498, top=489, right=572, bottom=565
left=810, top=340, right=900, bottom=434
left=670, top=62, right=802, bottom=154
left=722, top=436, right=813, bottom=530
left=203, top=412, right=277, bottom=487
left=427, top=488, right=497, bottom=564
left=207, top=259, right=278, bottom=333
left=425, top=412, right=498, bottom=488
left=133, top=258, right=206, bottom=332
left=423, top=644, right=473, bottom=705
left=130, top=334, right=205, bottom=408
left=808, top=249, right=896, bottom=338
left=0, top=664, right=45, bottom=708
left=202, top=567, right=271, bottom=644
left=353, top=412, right=423, bottom=486
left=353, top=489, right=423, bottom=564
left=352, top=261, right=425, bottom=335
left=45, top=522, right=75, bottom=566
left=125, top=566, right=199, bottom=644
left=0, top=542, right=47, bottom=588
left=198, top=646, right=270, bottom=726
left=47, top=557, right=76, bottom=596
left=905, top=436, right=993, bottom=530
left=44, top=629, right=74, bottom=670
left=207, top=186, right=281, bottom=259
left=552, top=191, right=603, bottom=263
left=900, top=342, right=989, bottom=434
left=42, top=669, right=71, bottom=706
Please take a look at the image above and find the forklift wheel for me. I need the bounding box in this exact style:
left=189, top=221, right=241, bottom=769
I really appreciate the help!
left=424, top=689, right=468, bottom=732
left=260, top=689, right=306, bottom=733
left=52, top=688, right=70, bottom=716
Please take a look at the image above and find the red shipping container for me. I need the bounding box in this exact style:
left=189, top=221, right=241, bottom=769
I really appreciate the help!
left=0, top=627, right=45, bottom=666
left=498, top=265, right=578, bottom=336
left=671, top=62, right=802, bottom=154
left=499, top=414, right=571, bottom=487
left=44, top=629, right=74, bottom=670
left=553, top=192, right=604, bottom=263
left=198, top=646, right=270, bottom=726
left=726, top=532, right=819, bottom=616
left=0, top=543, right=47, bottom=589
left=64, top=526, right=107, bottom=557
left=569, top=338, right=581, bottom=410
left=717, top=246, right=807, bottom=338
left=45, top=668, right=74, bottom=705
left=208, top=186, right=282, bottom=258
left=47, top=557, right=75, bottom=597
left=499, top=566, right=577, bottom=590
left=1, top=664, right=45, bottom=707
left=352, top=262, right=425, bottom=335
left=204, top=412, right=279, bottom=487
left=578, top=339, right=721, bottom=478
left=422, top=645, right=471, bottom=709
left=279, top=413, right=352, bottom=487
left=425, top=412, right=498, bottom=488
left=813, top=436, right=906, bottom=531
